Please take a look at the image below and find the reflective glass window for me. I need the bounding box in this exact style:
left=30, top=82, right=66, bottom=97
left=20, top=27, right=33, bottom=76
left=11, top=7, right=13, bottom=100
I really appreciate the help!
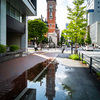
left=20, top=14, right=22, bottom=22
left=7, top=2, right=10, bottom=15
left=15, top=10, right=20, bottom=21
left=10, top=5, right=15, bottom=18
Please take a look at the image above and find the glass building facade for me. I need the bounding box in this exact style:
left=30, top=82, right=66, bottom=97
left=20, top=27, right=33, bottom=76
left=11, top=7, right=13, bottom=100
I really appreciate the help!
left=7, top=2, right=22, bottom=23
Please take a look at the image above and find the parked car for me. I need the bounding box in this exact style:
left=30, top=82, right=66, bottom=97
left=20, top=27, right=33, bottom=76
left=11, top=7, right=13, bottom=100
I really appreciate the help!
left=98, top=45, right=100, bottom=49
left=82, top=46, right=86, bottom=50
left=86, top=45, right=94, bottom=51
left=82, top=45, right=94, bottom=51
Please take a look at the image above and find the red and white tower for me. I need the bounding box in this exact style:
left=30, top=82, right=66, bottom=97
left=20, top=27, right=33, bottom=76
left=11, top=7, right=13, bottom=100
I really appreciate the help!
left=46, top=0, right=57, bottom=46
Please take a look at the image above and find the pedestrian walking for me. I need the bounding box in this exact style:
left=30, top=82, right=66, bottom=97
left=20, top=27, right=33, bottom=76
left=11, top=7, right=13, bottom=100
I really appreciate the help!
left=62, top=44, right=65, bottom=53
left=34, top=43, right=37, bottom=51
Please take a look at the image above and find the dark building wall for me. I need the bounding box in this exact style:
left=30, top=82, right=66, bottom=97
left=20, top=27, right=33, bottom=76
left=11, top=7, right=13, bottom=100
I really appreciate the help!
left=7, top=15, right=25, bottom=34
left=7, top=34, right=21, bottom=48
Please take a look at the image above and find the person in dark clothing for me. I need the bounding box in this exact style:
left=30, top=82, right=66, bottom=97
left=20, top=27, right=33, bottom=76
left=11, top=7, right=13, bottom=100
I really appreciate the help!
left=62, top=44, right=65, bottom=53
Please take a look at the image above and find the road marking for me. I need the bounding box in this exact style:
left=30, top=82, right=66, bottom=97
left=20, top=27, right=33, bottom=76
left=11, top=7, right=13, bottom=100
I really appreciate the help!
left=33, top=52, right=49, bottom=59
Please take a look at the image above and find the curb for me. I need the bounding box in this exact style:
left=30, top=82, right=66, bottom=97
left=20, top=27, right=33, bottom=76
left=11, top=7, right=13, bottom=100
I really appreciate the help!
left=33, top=54, right=58, bottom=82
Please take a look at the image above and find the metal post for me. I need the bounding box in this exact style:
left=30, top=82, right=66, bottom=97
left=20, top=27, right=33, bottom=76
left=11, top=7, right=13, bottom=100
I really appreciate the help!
left=82, top=53, right=83, bottom=62
left=90, top=57, right=92, bottom=73
left=79, top=52, right=80, bottom=60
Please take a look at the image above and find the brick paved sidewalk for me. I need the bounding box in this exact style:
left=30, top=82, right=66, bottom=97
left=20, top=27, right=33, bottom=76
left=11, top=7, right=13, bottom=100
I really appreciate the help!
left=0, top=52, right=53, bottom=83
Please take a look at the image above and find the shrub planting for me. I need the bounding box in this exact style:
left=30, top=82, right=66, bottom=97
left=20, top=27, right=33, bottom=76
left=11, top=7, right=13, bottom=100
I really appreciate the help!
left=82, top=60, right=87, bottom=64
left=96, top=72, right=100, bottom=77
left=0, top=44, right=6, bottom=54
left=80, top=58, right=82, bottom=61
left=69, top=54, right=79, bottom=60
left=10, top=45, right=19, bottom=51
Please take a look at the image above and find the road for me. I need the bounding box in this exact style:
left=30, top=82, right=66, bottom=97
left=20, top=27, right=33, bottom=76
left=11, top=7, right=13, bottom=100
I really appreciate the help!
left=42, top=47, right=100, bottom=60
left=78, top=48, right=100, bottom=60
left=65, top=47, right=100, bottom=59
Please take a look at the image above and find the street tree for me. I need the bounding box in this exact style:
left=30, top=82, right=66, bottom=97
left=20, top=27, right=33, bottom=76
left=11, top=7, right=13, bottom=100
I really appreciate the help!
left=62, top=0, right=87, bottom=54
left=61, top=33, right=65, bottom=46
left=28, top=19, right=48, bottom=44
left=78, top=37, right=85, bottom=46
left=41, top=36, right=48, bottom=44
left=85, top=32, right=91, bottom=45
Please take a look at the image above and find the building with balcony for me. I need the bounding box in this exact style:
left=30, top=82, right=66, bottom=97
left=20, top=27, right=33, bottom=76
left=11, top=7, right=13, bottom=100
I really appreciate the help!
left=0, top=0, right=37, bottom=51
left=86, top=0, right=100, bottom=46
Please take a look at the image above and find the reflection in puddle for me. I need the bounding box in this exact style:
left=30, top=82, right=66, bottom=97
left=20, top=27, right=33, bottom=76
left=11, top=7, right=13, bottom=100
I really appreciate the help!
left=45, top=63, right=56, bottom=100
left=27, top=62, right=46, bottom=81
left=0, top=72, right=27, bottom=100
left=0, top=59, right=74, bottom=100
left=62, top=84, right=74, bottom=100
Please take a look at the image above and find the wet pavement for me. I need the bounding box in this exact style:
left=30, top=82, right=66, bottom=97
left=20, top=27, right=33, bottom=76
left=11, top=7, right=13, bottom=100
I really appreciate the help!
left=56, top=56, right=100, bottom=100
left=0, top=51, right=100, bottom=100
left=0, top=51, right=58, bottom=100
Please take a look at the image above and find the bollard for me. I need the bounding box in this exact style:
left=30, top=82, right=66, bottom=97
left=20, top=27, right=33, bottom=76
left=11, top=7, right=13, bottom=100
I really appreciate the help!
left=89, top=57, right=92, bottom=73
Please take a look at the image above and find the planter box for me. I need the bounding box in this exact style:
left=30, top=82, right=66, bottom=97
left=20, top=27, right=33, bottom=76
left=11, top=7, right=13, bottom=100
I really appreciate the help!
left=0, top=50, right=23, bottom=63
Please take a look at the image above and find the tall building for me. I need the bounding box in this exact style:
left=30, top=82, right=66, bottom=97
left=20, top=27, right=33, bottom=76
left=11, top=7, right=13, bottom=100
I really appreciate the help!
left=86, top=0, right=100, bottom=45
left=0, top=0, right=37, bottom=51
left=46, top=0, right=58, bottom=46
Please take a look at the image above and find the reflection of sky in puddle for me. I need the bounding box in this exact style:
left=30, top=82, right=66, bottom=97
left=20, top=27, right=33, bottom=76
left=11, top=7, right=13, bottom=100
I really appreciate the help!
left=27, top=78, right=47, bottom=100
left=27, top=63, right=73, bottom=100
left=56, top=64, right=68, bottom=79
left=0, top=61, right=73, bottom=100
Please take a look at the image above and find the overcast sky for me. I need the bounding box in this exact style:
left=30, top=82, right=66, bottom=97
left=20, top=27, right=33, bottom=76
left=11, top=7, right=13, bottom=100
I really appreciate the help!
left=28, top=0, right=87, bottom=35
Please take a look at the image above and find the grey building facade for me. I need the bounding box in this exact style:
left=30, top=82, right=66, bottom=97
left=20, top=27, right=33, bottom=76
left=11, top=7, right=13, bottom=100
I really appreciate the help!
left=0, top=0, right=37, bottom=51
left=86, top=0, right=100, bottom=45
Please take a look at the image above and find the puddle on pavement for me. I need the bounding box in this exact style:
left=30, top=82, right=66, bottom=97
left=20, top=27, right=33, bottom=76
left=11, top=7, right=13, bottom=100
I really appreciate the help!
left=0, top=59, right=74, bottom=100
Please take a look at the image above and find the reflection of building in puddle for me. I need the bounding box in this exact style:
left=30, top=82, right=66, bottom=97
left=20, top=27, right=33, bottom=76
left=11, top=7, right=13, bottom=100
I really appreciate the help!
left=45, top=63, right=56, bottom=100
left=0, top=60, right=56, bottom=100
left=27, top=61, right=48, bottom=81
left=0, top=72, right=27, bottom=100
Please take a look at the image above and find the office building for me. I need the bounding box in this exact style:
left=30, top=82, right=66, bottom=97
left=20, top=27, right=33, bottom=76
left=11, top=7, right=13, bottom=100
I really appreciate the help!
left=0, top=0, right=37, bottom=51
left=86, top=0, right=100, bottom=45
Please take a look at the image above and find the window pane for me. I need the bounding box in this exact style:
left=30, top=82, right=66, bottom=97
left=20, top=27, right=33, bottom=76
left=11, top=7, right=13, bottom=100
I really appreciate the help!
left=15, top=10, right=20, bottom=21
left=10, top=6, right=15, bottom=17
left=20, top=14, right=22, bottom=22
left=7, top=2, right=10, bottom=15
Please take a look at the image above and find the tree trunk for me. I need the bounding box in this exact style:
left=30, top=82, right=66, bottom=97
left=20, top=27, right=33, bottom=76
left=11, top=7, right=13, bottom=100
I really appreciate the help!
left=74, top=36, right=78, bottom=54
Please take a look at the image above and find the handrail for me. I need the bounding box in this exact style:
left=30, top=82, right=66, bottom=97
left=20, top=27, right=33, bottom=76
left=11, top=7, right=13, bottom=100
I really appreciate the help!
left=92, top=57, right=100, bottom=63
left=79, top=52, right=100, bottom=73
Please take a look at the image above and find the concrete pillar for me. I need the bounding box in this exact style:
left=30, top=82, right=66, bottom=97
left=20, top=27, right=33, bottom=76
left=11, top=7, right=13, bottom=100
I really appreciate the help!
left=21, top=15, right=28, bottom=52
left=0, top=0, right=6, bottom=45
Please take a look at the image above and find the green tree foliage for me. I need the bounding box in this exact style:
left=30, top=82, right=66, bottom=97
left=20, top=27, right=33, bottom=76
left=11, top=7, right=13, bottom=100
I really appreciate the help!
left=41, top=36, right=48, bottom=44
left=62, top=0, right=87, bottom=49
left=78, top=37, right=84, bottom=45
left=60, top=33, right=65, bottom=45
left=85, top=32, right=91, bottom=45
left=28, top=19, right=48, bottom=43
